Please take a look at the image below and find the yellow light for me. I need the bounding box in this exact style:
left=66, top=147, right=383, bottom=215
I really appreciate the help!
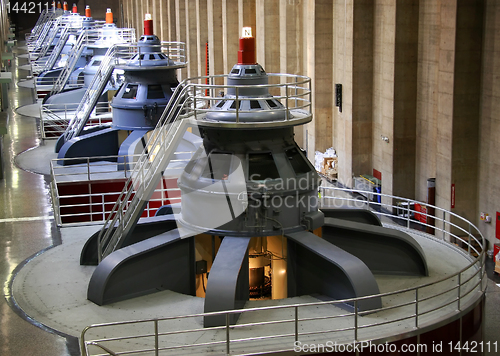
left=242, top=27, right=252, bottom=38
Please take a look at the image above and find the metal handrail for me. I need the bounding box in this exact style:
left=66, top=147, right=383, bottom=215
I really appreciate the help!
left=81, top=179, right=484, bottom=356
left=182, top=73, right=312, bottom=125
left=36, top=17, right=65, bottom=58
left=41, top=25, right=71, bottom=72
left=111, top=41, right=187, bottom=67
left=50, top=29, right=98, bottom=93
left=27, top=13, right=58, bottom=51
left=321, top=186, right=484, bottom=251
left=40, top=102, right=112, bottom=139
left=50, top=153, right=190, bottom=227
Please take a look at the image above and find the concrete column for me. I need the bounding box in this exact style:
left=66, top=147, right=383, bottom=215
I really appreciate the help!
left=175, top=0, right=187, bottom=80
left=122, top=0, right=130, bottom=28
left=333, top=0, right=372, bottom=185
left=433, top=0, right=483, bottom=231
left=392, top=0, right=419, bottom=200
left=279, top=0, right=304, bottom=147
left=416, top=0, right=440, bottom=203
left=207, top=0, right=224, bottom=84
left=150, top=0, right=159, bottom=38
left=238, top=0, right=256, bottom=36
left=166, top=0, right=177, bottom=42
left=372, top=0, right=418, bottom=201
left=196, top=0, right=208, bottom=78
left=351, top=1, right=373, bottom=180
left=478, top=0, right=500, bottom=247
left=185, top=0, right=199, bottom=78
left=255, top=0, right=279, bottom=74
left=159, top=0, right=165, bottom=41
left=308, top=0, right=333, bottom=162
left=135, top=0, right=142, bottom=35
left=333, top=0, right=351, bottom=184
left=435, top=2, right=456, bottom=219
left=450, top=0, right=482, bottom=225
left=372, top=0, right=392, bottom=198
left=222, top=0, right=239, bottom=74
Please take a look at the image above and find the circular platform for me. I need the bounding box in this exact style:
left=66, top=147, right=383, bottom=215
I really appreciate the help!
left=15, top=140, right=57, bottom=175
left=17, top=77, right=36, bottom=89
left=11, top=223, right=483, bottom=355
left=18, top=63, right=34, bottom=71
left=15, top=101, right=42, bottom=118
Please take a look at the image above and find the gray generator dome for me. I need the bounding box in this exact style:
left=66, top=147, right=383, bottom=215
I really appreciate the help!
left=206, top=63, right=289, bottom=123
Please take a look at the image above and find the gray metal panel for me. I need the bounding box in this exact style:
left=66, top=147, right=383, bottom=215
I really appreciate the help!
left=286, top=230, right=382, bottom=312
left=57, top=127, right=120, bottom=163
left=321, top=207, right=383, bottom=226
left=323, top=217, right=428, bottom=276
left=87, top=228, right=195, bottom=305
left=80, top=215, right=178, bottom=265
left=204, top=236, right=251, bottom=327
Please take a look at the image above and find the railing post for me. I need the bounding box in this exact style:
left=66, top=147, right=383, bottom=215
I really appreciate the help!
left=154, top=319, right=159, bottom=356
left=415, top=288, right=419, bottom=328
left=354, top=300, right=358, bottom=341
left=87, top=157, right=91, bottom=181
left=457, top=273, right=461, bottom=311
left=442, top=211, right=447, bottom=241
left=295, top=306, right=298, bottom=342
left=285, top=83, right=289, bottom=121
left=468, top=224, right=472, bottom=255
left=407, top=201, right=411, bottom=229
left=226, top=313, right=230, bottom=355
left=235, top=87, right=239, bottom=123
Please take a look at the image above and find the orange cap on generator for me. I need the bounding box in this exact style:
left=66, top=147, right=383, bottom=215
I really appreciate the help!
left=144, top=14, right=153, bottom=35
left=72, top=3, right=77, bottom=13
left=85, top=5, right=91, bottom=17
left=105, top=8, right=113, bottom=24
left=63, top=1, right=68, bottom=11
left=57, top=1, right=61, bottom=9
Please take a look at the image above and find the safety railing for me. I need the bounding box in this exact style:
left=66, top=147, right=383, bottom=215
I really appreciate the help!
left=40, top=102, right=112, bottom=139
left=80, top=187, right=486, bottom=356
left=35, top=17, right=66, bottom=59
left=50, top=29, right=100, bottom=93
left=183, top=73, right=312, bottom=127
left=50, top=154, right=189, bottom=227
left=112, top=41, right=187, bottom=67
left=60, top=44, right=132, bottom=142
left=36, top=25, right=71, bottom=73
left=26, top=12, right=59, bottom=51
left=26, top=9, right=52, bottom=42
left=320, top=185, right=484, bottom=258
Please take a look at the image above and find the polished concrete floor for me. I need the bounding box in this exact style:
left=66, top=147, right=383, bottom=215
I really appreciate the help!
left=1, top=44, right=500, bottom=356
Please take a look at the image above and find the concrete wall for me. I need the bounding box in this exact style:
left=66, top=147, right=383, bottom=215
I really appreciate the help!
left=119, top=0, right=500, bottom=249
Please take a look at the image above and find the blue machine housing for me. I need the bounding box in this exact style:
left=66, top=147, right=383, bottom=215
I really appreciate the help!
left=56, top=32, right=185, bottom=166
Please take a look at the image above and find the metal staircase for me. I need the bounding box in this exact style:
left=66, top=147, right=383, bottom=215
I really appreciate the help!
left=36, top=17, right=65, bottom=59
left=26, top=10, right=48, bottom=42
left=60, top=45, right=123, bottom=142
left=26, top=10, right=56, bottom=44
left=31, top=26, right=70, bottom=74
left=42, top=26, right=71, bottom=71
left=96, top=83, right=193, bottom=262
left=49, top=29, right=94, bottom=91
left=28, top=12, right=60, bottom=52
